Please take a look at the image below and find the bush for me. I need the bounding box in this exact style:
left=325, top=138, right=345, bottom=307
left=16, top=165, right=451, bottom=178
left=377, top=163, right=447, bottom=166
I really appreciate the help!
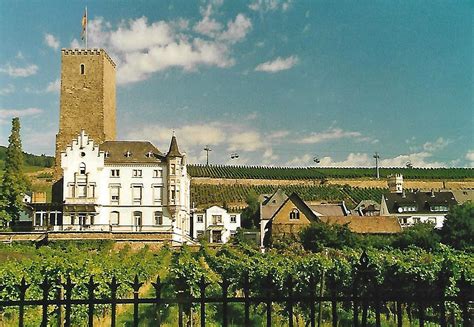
left=300, top=221, right=358, bottom=252
left=392, top=222, right=440, bottom=251
left=440, top=203, right=474, bottom=251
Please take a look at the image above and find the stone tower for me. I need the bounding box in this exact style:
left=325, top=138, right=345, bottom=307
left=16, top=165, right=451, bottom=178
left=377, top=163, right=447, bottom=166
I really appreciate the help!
left=54, top=48, right=116, bottom=178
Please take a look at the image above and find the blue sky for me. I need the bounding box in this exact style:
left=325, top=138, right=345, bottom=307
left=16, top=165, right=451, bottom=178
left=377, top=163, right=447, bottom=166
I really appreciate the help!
left=0, top=0, right=472, bottom=167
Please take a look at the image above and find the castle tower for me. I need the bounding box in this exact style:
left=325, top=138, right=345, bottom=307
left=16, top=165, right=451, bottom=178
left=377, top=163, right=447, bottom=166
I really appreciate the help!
left=54, top=48, right=116, bottom=178
left=387, top=174, right=403, bottom=193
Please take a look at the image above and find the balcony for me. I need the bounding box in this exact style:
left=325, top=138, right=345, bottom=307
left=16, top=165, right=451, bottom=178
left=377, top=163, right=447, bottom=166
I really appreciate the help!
left=65, top=197, right=97, bottom=204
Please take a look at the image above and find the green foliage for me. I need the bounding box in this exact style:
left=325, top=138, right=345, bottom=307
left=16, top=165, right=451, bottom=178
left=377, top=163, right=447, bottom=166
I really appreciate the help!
left=0, top=118, right=30, bottom=226
left=191, top=184, right=386, bottom=209
left=188, top=164, right=474, bottom=180
left=240, top=189, right=259, bottom=228
left=392, top=222, right=441, bottom=251
left=0, top=145, right=54, bottom=168
left=440, top=203, right=474, bottom=251
left=300, top=221, right=358, bottom=252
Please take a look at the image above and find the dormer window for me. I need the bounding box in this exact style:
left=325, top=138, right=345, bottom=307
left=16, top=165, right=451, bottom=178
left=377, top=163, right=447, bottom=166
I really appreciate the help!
left=80, top=64, right=85, bottom=75
left=79, top=162, right=86, bottom=175
left=125, top=151, right=131, bottom=157
left=145, top=151, right=153, bottom=158
left=104, top=151, right=110, bottom=158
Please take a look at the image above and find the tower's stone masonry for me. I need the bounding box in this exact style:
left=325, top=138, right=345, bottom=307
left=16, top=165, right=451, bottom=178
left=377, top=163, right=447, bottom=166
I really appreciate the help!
left=54, top=48, right=116, bottom=178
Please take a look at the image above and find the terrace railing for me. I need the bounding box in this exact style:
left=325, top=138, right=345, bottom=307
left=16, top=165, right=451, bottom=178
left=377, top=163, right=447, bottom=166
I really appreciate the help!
left=0, top=252, right=472, bottom=327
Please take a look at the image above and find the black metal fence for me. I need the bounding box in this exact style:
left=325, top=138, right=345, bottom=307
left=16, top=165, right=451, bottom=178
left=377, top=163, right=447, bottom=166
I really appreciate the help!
left=0, top=252, right=472, bottom=327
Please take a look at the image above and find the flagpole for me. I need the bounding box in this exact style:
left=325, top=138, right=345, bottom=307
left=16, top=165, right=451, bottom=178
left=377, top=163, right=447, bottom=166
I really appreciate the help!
left=85, top=6, right=88, bottom=49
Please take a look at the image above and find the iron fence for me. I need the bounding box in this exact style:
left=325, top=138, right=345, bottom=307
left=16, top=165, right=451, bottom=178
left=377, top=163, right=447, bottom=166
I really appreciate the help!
left=0, top=252, right=472, bottom=327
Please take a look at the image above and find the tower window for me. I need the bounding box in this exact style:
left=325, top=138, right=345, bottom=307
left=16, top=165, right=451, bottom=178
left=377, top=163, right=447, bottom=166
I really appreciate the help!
left=80, top=64, right=85, bottom=75
left=79, top=162, right=86, bottom=175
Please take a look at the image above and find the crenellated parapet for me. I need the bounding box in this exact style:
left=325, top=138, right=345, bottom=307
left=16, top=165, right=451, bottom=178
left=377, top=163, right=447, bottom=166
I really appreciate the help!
left=61, top=48, right=116, bottom=68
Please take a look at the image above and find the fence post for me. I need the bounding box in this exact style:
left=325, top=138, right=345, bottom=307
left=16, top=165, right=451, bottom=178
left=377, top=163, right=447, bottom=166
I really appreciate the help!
left=328, top=275, right=338, bottom=327
left=107, top=276, right=120, bottom=327
left=352, top=269, right=359, bottom=327
left=243, top=272, right=250, bottom=327
left=62, top=275, right=75, bottom=327
left=39, top=277, right=50, bottom=327
left=86, top=276, right=98, bottom=327
left=56, top=276, right=63, bottom=327
left=177, top=290, right=184, bottom=327
left=220, top=279, right=230, bottom=327
left=128, top=274, right=143, bottom=327
left=437, top=266, right=449, bottom=327
left=458, top=272, right=472, bottom=327
left=309, top=275, right=316, bottom=327
left=374, top=281, right=381, bottom=327
left=198, top=275, right=208, bottom=327
left=152, top=276, right=162, bottom=326
left=286, top=275, right=294, bottom=327
left=17, top=277, right=29, bottom=327
left=265, top=273, right=272, bottom=327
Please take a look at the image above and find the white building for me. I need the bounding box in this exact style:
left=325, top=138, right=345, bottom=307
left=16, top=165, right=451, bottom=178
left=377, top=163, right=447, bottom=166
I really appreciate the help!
left=192, top=206, right=241, bottom=243
left=51, top=130, right=192, bottom=243
left=381, top=175, right=457, bottom=229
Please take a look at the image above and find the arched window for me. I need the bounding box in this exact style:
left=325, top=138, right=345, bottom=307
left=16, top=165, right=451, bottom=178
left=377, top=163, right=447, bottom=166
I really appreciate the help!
left=110, top=211, right=119, bottom=225
left=289, top=208, right=300, bottom=220
left=80, top=64, right=85, bottom=75
left=79, top=162, right=86, bottom=174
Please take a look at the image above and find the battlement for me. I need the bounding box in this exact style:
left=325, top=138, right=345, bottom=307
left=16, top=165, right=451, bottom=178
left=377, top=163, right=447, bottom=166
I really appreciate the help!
left=61, top=48, right=116, bottom=68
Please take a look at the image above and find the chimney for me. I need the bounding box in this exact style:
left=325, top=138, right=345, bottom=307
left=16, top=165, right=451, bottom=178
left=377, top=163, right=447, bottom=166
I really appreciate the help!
left=402, top=189, right=406, bottom=198
left=430, top=189, right=435, bottom=197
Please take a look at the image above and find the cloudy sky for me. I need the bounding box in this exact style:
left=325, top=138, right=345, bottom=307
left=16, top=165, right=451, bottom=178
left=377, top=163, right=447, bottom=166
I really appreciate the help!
left=0, top=0, right=472, bottom=167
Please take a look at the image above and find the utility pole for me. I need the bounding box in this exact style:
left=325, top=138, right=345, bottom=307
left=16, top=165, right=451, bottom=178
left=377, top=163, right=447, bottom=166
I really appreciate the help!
left=204, top=145, right=212, bottom=166
left=373, top=152, right=380, bottom=179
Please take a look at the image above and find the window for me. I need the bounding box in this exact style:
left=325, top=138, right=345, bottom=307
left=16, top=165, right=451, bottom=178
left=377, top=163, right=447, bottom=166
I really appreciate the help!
left=132, top=186, right=142, bottom=204
left=133, top=211, right=142, bottom=231
left=170, top=185, right=178, bottom=202
left=110, top=211, right=119, bottom=225
left=171, top=164, right=176, bottom=175
left=80, top=64, right=85, bottom=75
left=133, top=169, right=142, bottom=177
left=35, top=212, right=43, bottom=226
left=197, top=215, right=204, bottom=223
left=153, top=169, right=162, bottom=178
left=427, top=217, right=437, bottom=224
left=430, top=205, right=448, bottom=212
left=111, top=169, right=120, bottom=177
left=110, top=186, right=120, bottom=204
left=77, top=184, right=87, bottom=198
left=125, top=151, right=132, bottom=157
left=154, top=211, right=163, bottom=225
left=153, top=186, right=162, bottom=204
left=212, top=215, right=223, bottom=224
left=289, top=209, right=300, bottom=220
left=230, top=215, right=237, bottom=223
left=70, top=214, right=75, bottom=225
left=413, top=217, right=421, bottom=224
left=79, top=162, right=86, bottom=175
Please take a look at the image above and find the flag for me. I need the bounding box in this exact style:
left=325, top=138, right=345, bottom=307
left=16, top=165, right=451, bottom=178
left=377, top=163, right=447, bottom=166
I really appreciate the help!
left=81, top=9, right=87, bottom=40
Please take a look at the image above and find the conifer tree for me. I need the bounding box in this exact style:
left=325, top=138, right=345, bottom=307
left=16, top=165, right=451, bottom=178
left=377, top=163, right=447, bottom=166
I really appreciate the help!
left=0, top=117, right=30, bottom=227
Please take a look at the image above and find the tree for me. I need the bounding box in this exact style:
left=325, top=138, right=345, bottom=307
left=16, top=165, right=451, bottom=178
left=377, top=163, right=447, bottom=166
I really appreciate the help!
left=0, top=117, right=30, bottom=227
left=300, top=221, right=358, bottom=252
left=440, top=203, right=474, bottom=251
left=392, top=222, right=440, bottom=251
left=240, top=189, right=259, bottom=228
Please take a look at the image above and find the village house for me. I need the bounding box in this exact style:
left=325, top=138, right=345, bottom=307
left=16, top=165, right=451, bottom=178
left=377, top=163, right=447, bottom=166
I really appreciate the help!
left=192, top=205, right=241, bottom=243
left=381, top=174, right=458, bottom=228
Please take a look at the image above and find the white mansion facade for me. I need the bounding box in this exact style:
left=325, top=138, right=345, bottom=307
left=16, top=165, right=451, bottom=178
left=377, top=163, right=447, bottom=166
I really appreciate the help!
left=58, top=130, right=191, bottom=243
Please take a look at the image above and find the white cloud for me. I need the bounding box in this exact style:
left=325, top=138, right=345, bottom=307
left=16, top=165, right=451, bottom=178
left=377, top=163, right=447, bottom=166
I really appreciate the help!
left=45, top=78, right=60, bottom=93
left=194, top=4, right=223, bottom=37
left=0, top=84, right=15, bottom=95
left=296, top=128, right=371, bottom=144
left=285, top=154, right=313, bottom=166
left=466, top=150, right=474, bottom=167
left=44, top=33, right=60, bottom=50
left=0, top=64, right=38, bottom=77
left=422, top=137, right=451, bottom=152
left=228, top=131, right=265, bottom=152
left=0, top=108, right=43, bottom=123
left=249, top=0, right=292, bottom=12
left=72, top=14, right=252, bottom=85
left=255, top=55, right=298, bottom=73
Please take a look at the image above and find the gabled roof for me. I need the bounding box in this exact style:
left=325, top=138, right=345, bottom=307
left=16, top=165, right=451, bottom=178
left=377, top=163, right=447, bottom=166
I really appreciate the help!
left=270, top=192, right=319, bottom=222
left=166, top=135, right=183, bottom=157
left=260, top=189, right=289, bottom=220
left=320, top=216, right=402, bottom=234
left=309, top=203, right=347, bottom=217
left=451, top=190, right=474, bottom=205
left=99, top=141, right=164, bottom=164
left=384, top=190, right=457, bottom=214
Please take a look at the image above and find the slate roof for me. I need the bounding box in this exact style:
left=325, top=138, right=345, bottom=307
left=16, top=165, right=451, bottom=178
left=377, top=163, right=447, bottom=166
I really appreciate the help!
left=166, top=135, right=183, bottom=157
left=260, top=189, right=289, bottom=220
left=320, top=216, right=402, bottom=234
left=270, top=192, right=319, bottom=222
left=309, top=203, right=347, bottom=216
left=383, top=191, right=457, bottom=214
left=99, top=141, right=165, bottom=164
left=451, top=190, right=474, bottom=205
